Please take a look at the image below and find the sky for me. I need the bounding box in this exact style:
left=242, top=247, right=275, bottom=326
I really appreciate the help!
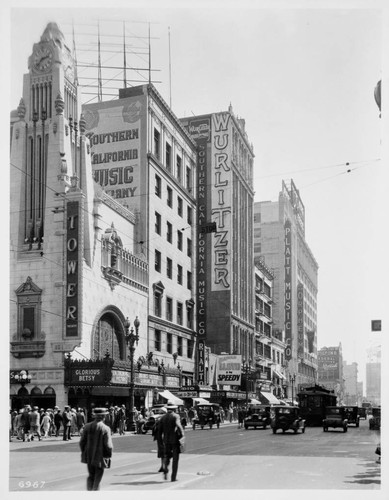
left=3, top=0, right=388, bottom=391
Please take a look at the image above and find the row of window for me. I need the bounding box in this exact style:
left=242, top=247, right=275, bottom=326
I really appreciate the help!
left=155, top=252, right=192, bottom=288
left=154, top=212, right=193, bottom=255
left=154, top=328, right=194, bottom=358
left=153, top=294, right=194, bottom=329
left=153, top=129, right=193, bottom=191
left=155, top=175, right=193, bottom=224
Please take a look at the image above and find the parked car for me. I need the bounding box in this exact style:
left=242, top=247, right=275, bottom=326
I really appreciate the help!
left=270, top=405, right=306, bottom=434
left=369, top=407, right=381, bottom=430
left=244, top=406, right=271, bottom=430
left=344, top=406, right=360, bottom=427
left=323, top=406, right=348, bottom=432
left=192, top=403, right=221, bottom=430
left=358, top=407, right=367, bottom=420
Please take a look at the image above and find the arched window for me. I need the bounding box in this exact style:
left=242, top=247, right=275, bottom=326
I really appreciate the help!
left=44, top=386, right=55, bottom=395
left=93, top=312, right=125, bottom=361
left=30, top=386, right=42, bottom=395
left=18, top=387, right=29, bottom=396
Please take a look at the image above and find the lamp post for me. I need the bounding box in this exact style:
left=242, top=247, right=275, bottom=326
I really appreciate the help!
left=289, top=374, right=296, bottom=405
left=243, top=358, right=252, bottom=409
left=124, top=316, right=140, bottom=432
left=14, top=370, right=32, bottom=387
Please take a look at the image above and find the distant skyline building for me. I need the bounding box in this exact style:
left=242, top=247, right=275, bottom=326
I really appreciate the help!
left=366, top=343, right=381, bottom=405
left=343, top=361, right=359, bottom=406
left=253, top=179, right=318, bottom=392
left=317, top=344, right=344, bottom=402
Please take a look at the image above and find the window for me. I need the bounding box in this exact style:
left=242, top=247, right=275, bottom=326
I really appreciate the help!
left=155, top=212, right=161, bottom=235
left=187, top=304, right=193, bottom=329
left=187, top=238, right=192, bottom=258
left=167, top=333, right=173, bottom=354
left=166, top=257, right=173, bottom=279
left=187, top=206, right=193, bottom=225
left=176, top=155, right=182, bottom=183
left=187, top=339, right=194, bottom=358
left=177, top=302, right=183, bottom=325
left=177, top=336, right=183, bottom=356
left=15, top=277, right=42, bottom=341
left=177, top=197, right=183, bottom=217
left=177, top=230, right=183, bottom=251
left=166, top=142, right=172, bottom=171
left=167, top=222, right=173, bottom=243
left=186, top=166, right=191, bottom=191
left=154, top=329, right=161, bottom=351
left=166, top=297, right=173, bottom=321
left=167, top=186, right=173, bottom=208
left=177, top=264, right=183, bottom=285
left=154, top=292, right=162, bottom=317
left=154, top=128, right=160, bottom=159
left=187, top=271, right=192, bottom=290
left=155, top=250, right=161, bottom=273
left=155, top=174, right=161, bottom=197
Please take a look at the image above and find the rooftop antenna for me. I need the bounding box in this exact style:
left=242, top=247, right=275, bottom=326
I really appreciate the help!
left=72, top=22, right=79, bottom=87
left=97, top=21, right=103, bottom=102
left=168, top=26, right=172, bottom=108
left=123, top=21, right=127, bottom=88
left=148, top=22, right=151, bottom=84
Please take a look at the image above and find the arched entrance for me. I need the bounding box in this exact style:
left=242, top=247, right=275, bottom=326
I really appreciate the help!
left=92, top=310, right=126, bottom=361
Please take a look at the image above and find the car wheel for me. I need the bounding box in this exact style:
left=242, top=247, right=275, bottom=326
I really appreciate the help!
left=356, top=422, right=359, bottom=428
left=272, top=428, right=276, bottom=434
left=302, top=427, right=305, bottom=433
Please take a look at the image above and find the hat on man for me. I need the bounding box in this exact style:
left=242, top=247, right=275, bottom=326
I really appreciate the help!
left=92, top=407, right=108, bottom=416
left=160, top=407, right=168, bottom=413
left=54, top=406, right=59, bottom=409
left=166, top=402, right=178, bottom=410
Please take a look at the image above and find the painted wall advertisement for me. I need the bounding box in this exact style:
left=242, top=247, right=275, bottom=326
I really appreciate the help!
left=284, top=219, right=292, bottom=360
left=217, top=354, right=242, bottom=386
left=83, top=98, right=142, bottom=212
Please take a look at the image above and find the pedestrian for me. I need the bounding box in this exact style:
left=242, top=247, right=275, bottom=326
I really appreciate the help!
left=228, top=405, right=233, bottom=423
left=237, top=407, right=245, bottom=428
left=104, top=407, right=115, bottom=435
left=118, top=405, right=126, bottom=435
left=79, top=407, right=113, bottom=491
left=152, top=406, right=167, bottom=472
left=41, top=411, right=51, bottom=438
left=158, top=403, right=185, bottom=482
left=53, top=407, right=62, bottom=437
left=62, top=405, right=72, bottom=441
left=28, top=406, right=41, bottom=441
left=136, top=411, right=146, bottom=434
left=76, top=408, right=86, bottom=436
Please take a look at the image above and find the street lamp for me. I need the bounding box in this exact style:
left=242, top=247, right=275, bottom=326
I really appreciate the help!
left=14, top=370, right=32, bottom=386
left=124, top=316, right=140, bottom=432
left=289, top=374, right=296, bottom=405
left=243, top=358, right=252, bottom=409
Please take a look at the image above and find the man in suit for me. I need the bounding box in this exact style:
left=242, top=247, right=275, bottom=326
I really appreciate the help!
left=79, top=407, right=113, bottom=491
left=62, top=405, right=72, bottom=441
left=158, top=403, right=184, bottom=482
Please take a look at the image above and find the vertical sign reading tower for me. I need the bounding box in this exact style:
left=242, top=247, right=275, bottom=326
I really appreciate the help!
left=284, top=219, right=292, bottom=360
left=66, top=201, right=80, bottom=337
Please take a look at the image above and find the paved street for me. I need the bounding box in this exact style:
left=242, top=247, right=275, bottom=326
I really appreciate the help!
left=9, top=417, right=381, bottom=492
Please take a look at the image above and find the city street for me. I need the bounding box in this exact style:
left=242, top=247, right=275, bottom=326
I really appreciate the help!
left=9, top=417, right=381, bottom=492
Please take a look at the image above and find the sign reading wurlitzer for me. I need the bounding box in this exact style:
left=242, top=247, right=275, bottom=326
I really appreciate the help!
left=66, top=201, right=80, bottom=337
left=284, top=219, right=292, bottom=360
left=217, top=354, right=242, bottom=386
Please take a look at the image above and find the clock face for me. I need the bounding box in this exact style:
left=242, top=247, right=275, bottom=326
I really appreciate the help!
left=33, top=46, right=53, bottom=72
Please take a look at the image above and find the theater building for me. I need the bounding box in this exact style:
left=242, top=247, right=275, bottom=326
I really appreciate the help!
left=253, top=180, right=318, bottom=392
left=9, top=23, right=190, bottom=412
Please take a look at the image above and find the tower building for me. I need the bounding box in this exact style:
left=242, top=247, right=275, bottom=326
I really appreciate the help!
left=253, top=180, right=318, bottom=390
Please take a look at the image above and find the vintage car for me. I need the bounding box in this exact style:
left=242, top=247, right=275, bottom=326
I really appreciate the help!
left=323, top=406, right=348, bottom=432
left=244, top=406, right=271, bottom=430
left=140, top=405, right=168, bottom=434
left=270, top=405, right=306, bottom=434
left=358, top=407, right=367, bottom=420
left=192, top=403, right=221, bottom=430
left=369, top=407, right=381, bottom=430
left=344, top=406, right=360, bottom=427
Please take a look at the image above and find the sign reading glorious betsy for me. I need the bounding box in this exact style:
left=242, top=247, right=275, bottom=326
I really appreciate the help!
left=217, top=354, right=242, bottom=386
left=66, top=201, right=80, bottom=337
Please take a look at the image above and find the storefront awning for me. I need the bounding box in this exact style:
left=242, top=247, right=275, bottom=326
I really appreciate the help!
left=158, top=389, right=183, bottom=405
left=259, top=391, right=281, bottom=405
left=248, top=398, right=262, bottom=405
left=193, top=397, right=209, bottom=405
left=273, top=370, right=286, bottom=380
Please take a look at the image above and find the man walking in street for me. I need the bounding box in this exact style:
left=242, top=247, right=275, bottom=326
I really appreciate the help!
left=158, top=403, right=184, bottom=482
left=62, top=405, right=72, bottom=441
left=79, top=407, right=113, bottom=491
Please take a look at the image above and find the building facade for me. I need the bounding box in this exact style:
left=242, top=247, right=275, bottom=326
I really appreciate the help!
left=317, top=344, right=344, bottom=402
left=343, top=361, right=359, bottom=405
left=253, top=179, right=318, bottom=393
left=180, top=109, right=255, bottom=386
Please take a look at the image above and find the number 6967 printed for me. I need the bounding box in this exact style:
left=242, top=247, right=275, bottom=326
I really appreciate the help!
left=18, top=481, right=46, bottom=489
